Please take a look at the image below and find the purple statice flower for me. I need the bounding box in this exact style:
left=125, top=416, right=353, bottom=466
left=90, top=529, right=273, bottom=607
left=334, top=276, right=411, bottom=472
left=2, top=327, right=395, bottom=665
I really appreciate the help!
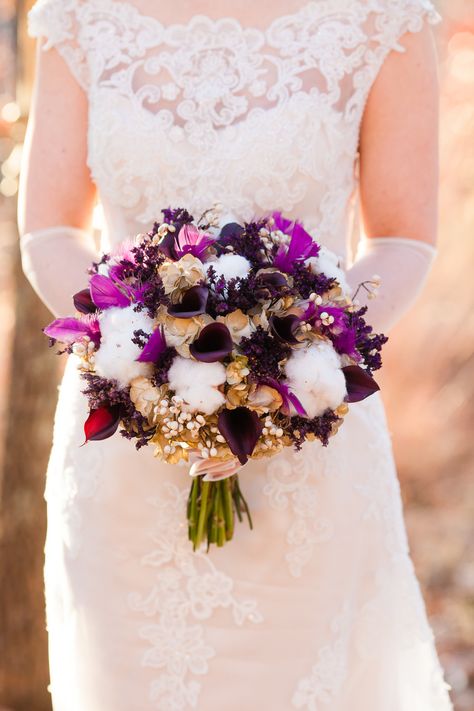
left=217, top=219, right=270, bottom=268
left=205, top=269, right=262, bottom=317
left=129, top=239, right=168, bottom=317
left=151, top=346, right=177, bottom=387
left=160, top=207, right=194, bottom=229
left=288, top=410, right=342, bottom=450
left=272, top=216, right=320, bottom=273
left=348, top=306, right=388, bottom=373
left=291, top=262, right=336, bottom=300
left=240, top=327, right=291, bottom=380
left=81, top=374, right=153, bottom=449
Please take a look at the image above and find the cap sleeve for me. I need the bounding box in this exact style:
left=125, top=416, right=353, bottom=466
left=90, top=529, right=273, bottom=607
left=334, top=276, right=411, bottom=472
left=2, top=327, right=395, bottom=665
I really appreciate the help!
left=28, top=0, right=89, bottom=91
left=347, top=0, right=442, bottom=129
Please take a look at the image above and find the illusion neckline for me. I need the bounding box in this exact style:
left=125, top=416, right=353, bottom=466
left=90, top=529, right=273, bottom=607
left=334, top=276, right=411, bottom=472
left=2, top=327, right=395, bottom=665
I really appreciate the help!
left=95, top=0, right=321, bottom=35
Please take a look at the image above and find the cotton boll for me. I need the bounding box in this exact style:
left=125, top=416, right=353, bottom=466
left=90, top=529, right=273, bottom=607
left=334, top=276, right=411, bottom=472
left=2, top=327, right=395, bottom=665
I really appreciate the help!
left=307, top=247, right=350, bottom=295
left=285, top=342, right=347, bottom=418
left=168, top=356, right=227, bottom=415
left=94, top=306, right=154, bottom=388
left=212, top=254, right=251, bottom=282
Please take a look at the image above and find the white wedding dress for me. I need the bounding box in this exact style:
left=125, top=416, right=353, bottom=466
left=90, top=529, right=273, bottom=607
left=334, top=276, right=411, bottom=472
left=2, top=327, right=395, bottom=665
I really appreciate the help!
left=28, top=1, right=454, bottom=710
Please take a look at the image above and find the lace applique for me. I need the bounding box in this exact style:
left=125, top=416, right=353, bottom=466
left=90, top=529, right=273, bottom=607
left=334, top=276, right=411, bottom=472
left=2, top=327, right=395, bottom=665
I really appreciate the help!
left=292, top=602, right=352, bottom=709
left=262, top=445, right=339, bottom=578
left=128, top=481, right=263, bottom=710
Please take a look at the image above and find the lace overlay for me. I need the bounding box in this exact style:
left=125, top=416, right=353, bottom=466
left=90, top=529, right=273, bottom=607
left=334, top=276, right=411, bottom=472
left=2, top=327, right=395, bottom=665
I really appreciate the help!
left=28, top=2, right=453, bottom=710
left=28, top=0, right=442, bottom=250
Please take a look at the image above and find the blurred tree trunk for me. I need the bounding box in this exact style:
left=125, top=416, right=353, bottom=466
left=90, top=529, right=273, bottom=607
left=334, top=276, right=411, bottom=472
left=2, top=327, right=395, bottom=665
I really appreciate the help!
left=0, top=2, right=57, bottom=709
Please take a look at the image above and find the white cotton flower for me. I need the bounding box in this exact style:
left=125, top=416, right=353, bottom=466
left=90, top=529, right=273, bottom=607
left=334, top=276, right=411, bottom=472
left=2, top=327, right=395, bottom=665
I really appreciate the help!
left=306, top=246, right=350, bottom=295
left=285, top=342, right=347, bottom=418
left=211, top=254, right=251, bottom=282
left=94, top=306, right=154, bottom=388
left=168, top=356, right=227, bottom=415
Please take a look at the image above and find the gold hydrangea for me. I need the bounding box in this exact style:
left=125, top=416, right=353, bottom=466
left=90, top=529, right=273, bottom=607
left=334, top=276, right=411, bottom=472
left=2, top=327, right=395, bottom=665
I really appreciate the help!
left=158, top=254, right=205, bottom=301
left=129, top=376, right=166, bottom=421
left=217, top=309, right=253, bottom=343
left=156, top=308, right=212, bottom=357
left=246, top=384, right=283, bottom=414
left=226, top=355, right=250, bottom=385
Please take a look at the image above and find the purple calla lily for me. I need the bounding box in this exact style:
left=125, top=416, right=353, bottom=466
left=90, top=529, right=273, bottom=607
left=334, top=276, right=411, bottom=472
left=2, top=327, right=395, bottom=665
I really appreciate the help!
left=73, top=288, right=96, bottom=314
left=342, top=365, right=380, bottom=403
left=137, top=326, right=167, bottom=363
left=217, top=407, right=264, bottom=465
left=168, top=286, right=209, bottom=319
left=83, top=405, right=121, bottom=443
left=189, top=322, right=234, bottom=362
left=219, top=222, right=245, bottom=240
left=269, top=314, right=301, bottom=344
left=262, top=377, right=307, bottom=416
left=44, top=315, right=101, bottom=347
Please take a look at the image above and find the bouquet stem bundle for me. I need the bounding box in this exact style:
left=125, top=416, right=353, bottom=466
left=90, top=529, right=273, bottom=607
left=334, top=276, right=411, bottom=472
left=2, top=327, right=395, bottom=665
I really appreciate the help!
left=187, top=475, right=253, bottom=550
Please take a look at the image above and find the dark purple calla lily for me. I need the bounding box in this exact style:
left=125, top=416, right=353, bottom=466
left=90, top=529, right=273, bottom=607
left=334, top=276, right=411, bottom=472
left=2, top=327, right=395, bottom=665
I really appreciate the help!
left=272, top=214, right=320, bottom=274
left=44, top=315, right=101, bottom=347
left=261, top=377, right=307, bottom=416
left=83, top=405, right=121, bottom=443
left=269, top=314, right=301, bottom=344
left=73, top=288, right=96, bottom=314
left=155, top=230, right=178, bottom=260
left=167, top=286, right=209, bottom=319
left=256, top=270, right=288, bottom=291
left=189, top=322, right=233, bottom=362
left=217, top=407, right=264, bottom=465
left=342, top=366, right=380, bottom=403
left=137, top=326, right=167, bottom=363
left=219, top=222, right=245, bottom=240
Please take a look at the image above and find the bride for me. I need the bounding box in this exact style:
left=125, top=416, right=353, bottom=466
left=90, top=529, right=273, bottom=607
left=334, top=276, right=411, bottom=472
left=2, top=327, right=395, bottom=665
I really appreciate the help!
left=18, top=1, right=453, bottom=710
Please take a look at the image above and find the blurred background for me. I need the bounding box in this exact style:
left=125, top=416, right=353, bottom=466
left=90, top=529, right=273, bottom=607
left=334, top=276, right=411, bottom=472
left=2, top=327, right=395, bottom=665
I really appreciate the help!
left=0, top=1, right=472, bottom=710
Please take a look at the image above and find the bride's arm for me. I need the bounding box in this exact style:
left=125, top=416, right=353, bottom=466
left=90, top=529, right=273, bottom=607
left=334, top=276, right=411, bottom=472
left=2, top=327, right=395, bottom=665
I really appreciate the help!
left=348, top=25, right=440, bottom=333
left=18, top=41, right=98, bottom=316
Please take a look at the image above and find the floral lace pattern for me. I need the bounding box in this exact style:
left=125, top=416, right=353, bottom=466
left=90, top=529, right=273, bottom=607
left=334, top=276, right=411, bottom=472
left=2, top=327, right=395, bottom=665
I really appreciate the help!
left=128, top=482, right=263, bottom=710
left=28, top=0, right=442, bottom=247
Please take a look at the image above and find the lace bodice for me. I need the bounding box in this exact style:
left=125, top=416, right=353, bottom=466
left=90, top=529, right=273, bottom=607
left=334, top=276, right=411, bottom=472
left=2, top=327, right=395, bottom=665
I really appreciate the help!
left=28, top=0, right=441, bottom=256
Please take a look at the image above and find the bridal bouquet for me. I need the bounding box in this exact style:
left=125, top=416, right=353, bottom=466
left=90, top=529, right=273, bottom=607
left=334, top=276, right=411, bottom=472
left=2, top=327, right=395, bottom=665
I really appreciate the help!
left=44, top=206, right=387, bottom=550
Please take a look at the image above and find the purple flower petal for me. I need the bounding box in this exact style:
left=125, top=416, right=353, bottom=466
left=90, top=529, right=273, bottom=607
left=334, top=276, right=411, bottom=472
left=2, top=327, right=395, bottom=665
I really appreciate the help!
left=176, top=224, right=215, bottom=259
left=262, top=377, right=307, bottom=416
left=189, top=322, right=233, bottom=362
left=342, top=365, right=380, bottom=403
left=219, top=222, right=245, bottom=240
left=44, top=316, right=100, bottom=346
left=90, top=274, right=131, bottom=309
left=137, top=326, right=167, bottom=363
left=83, top=405, right=121, bottom=443
left=217, top=407, right=263, bottom=465
left=271, top=211, right=294, bottom=234
left=73, top=288, right=96, bottom=314
left=273, top=217, right=320, bottom=274
left=269, top=314, right=301, bottom=344
left=168, top=286, right=209, bottom=319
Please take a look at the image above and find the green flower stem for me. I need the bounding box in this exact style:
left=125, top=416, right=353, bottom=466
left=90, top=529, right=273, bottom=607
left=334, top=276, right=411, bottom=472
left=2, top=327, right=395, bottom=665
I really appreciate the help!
left=235, top=477, right=253, bottom=530
left=188, top=477, right=199, bottom=544
left=195, top=480, right=211, bottom=550
left=208, top=484, right=218, bottom=546
left=216, top=484, right=226, bottom=547
left=222, top=478, right=234, bottom=541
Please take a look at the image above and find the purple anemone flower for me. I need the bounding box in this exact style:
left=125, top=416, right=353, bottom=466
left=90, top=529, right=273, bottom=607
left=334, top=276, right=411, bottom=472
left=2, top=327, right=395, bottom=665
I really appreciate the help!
left=89, top=274, right=144, bottom=310
left=167, top=286, right=209, bottom=319
left=73, top=288, right=96, bottom=314
left=83, top=405, right=121, bottom=443
left=262, top=377, right=307, bottom=416
left=272, top=212, right=320, bottom=274
left=269, top=314, right=301, bottom=344
left=342, top=365, right=380, bottom=403
left=44, top=314, right=101, bottom=347
left=217, top=407, right=264, bottom=465
left=137, top=326, right=167, bottom=363
left=189, top=322, right=233, bottom=362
